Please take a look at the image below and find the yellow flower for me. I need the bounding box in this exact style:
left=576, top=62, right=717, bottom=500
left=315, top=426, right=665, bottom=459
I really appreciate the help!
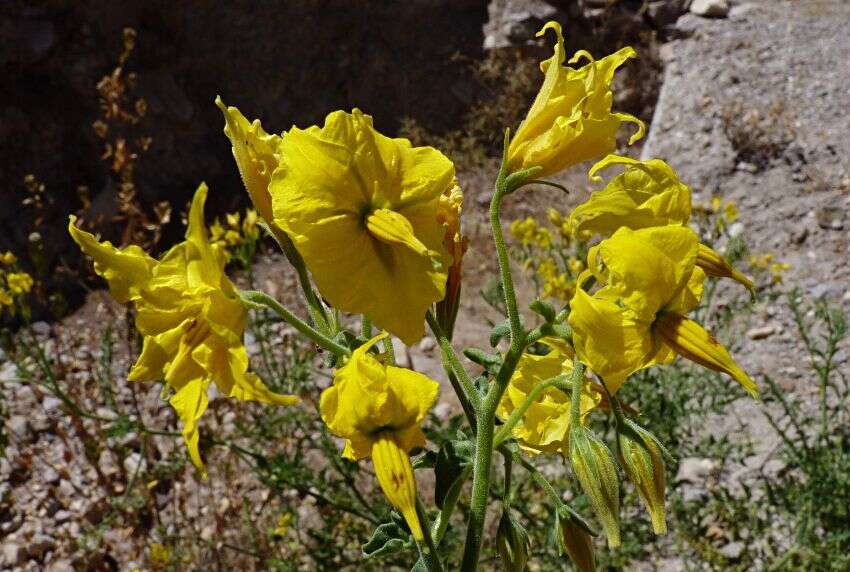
left=435, top=184, right=468, bottom=334
left=242, top=209, right=260, bottom=240
left=569, top=226, right=755, bottom=395
left=770, top=261, right=791, bottom=283
left=723, top=200, right=739, bottom=222
left=0, top=252, right=16, bottom=266
left=547, top=208, right=563, bottom=227
left=570, top=155, right=752, bottom=291
left=0, top=289, right=13, bottom=307
left=507, top=22, right=644, bottom=178
left=225, top=212, right=240, bottom=229
left=570, top=155, right=691, bottom=236
left=496, top=338, right=600, bottom=455
left=319, top=334, right=439, bottom=540
left=6, top=272, right=33, bottom=295
left=69, top=184, right=298, bottom=475
left=216, top=97, right=281, bottom=224
left=509, top=217, right=538, bottom=245
left=534, top=227, right=553, bottom=249
left=224, top=229, right=241, bottom=247
left=270, top=109, right=455, bottom=345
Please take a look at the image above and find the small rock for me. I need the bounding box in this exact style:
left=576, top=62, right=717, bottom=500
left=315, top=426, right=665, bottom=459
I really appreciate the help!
left=676, top=457, right=718, bottom=483
left=42, top=466, right=61, bottom=485
left=843, top=290, right=850, bottom=303
left=418, top=336, right=436, bottom=353
left=53, top=510, right=73, bottom=524
left=123, top=452, right=146, bottom=475
left=816, top=206, right=845, bottom=230
left=28, top=533, right=55, bottom=559
left=719, top=541, right=744, bottom=560
left=790, top=226, right=808, bottom=245
left=432, top=402, right=453, bottom=421
left=200, top=524, right=216, bottom=541
left=31, top=321, right=51, bottom=336
left=736, top=161, right=758, bottom=173
left=746, top=325, right=775, bottom=340
left=46, top=559, right=75, bottom=572
left=3, top=542, right=24, bottom=566
left=0, top=361, right=17, bottom=383
left=7, top=415, right=32, bottom=442
left=728, top=221, right=745, bottom=237
left=690, top=0, right=729, bottom=18
left=42, top=396, right=63, bottom=413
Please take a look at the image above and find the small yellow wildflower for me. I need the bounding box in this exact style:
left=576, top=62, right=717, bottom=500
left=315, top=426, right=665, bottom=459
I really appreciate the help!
left=272, top=513, right=292, bottom=538
left=569, top=226, right=755, bottom=395
left=507, top=21, right=644, bottom=178
left=568, top=257, right=585, bottom=275
left=0, top=252, right=16, bottom=266
left=0, top=289, right=13, bottom=307
left=226, top=212, right=240, bottom=229
left=547, top=208, right=563, bottom=227
left=320, top=334, right=439, bottom=540
left=242, top=209, right=260, bottom=240
left=6, top=272, right=34, bottom=295
left=224, top=229, right=241, bottom=247
left=748, top=253, right=774, bottom=269
left=270, top=109, right=456, bottom=345
left=496, top=338, right=599, bottom=455
left=723, top=200, right=739, bottom=223
left=770, top=261, right=791, bottom=283
left=509, top=217, right=539, bottom=245
left=69, top=184, right=299, bottom=474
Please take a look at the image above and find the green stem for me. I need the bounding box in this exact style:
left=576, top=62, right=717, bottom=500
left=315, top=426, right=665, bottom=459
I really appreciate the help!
left=264, top=223, right=330, bottom=332
left=240, top=290, right=349, bottom=357
left=494, top=375, right=569, bottom=448
left=426, top=310, right=480, bottom=418
left=415, top=497, right=445, bottom=572
left=569, top=362, right=587, bottom=426
left=491, top=150, right=522, bottom=339
left=382, top=333, right=396, bottom=366
left=361, top=316, right=372, bottom=338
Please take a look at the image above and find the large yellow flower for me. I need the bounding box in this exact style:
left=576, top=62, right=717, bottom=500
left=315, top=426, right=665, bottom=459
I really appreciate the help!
left=320, top=334, right=440, bottom=540
left=69, top=184, right=298, bottom=475
left=497, top=338, right=600, bottom=455
left=270, top=109, right=455, bottom=345
left=507, top=21, right=645, bottom=178
left=569, top=155, right=753, bottom=290
left=568, top=225, right=755, bottom=395
left=216, top=96, right=281, bottom=225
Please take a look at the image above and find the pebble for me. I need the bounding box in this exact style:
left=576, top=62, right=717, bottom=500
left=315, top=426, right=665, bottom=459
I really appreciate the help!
left=746, top=325, right=776, bottom=340
left=42, top=396, right=63, bottom=413
left=720, top=541, right=744, bottom=560
left=676, top=457, right=719, bottom=483
left=690, top=0, right=729, bottom=18
left=3, top=542, right=24, bottom=566
left=53, top=510, right=73, bottom=523
left=418, top=336, right=436, bottom=353
left=8, top=415, right=33, bottom=442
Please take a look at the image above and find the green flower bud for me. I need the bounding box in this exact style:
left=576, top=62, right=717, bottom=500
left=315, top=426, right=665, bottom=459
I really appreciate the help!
left=496, top=508, right=530, bottom=572
left=617, top=418, right=672, bottom=535
left=569, top=425, right=621, bottom=547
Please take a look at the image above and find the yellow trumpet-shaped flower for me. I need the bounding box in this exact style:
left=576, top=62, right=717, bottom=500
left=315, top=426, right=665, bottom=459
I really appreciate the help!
left=570, top=155, right=691, bottom=235
left=507, top=21, right=645, bottom=178
left=69, top=184, right=299, bottom=475
left=569, top=225, right=756, bottom=395
left=497, top=338, right=600, bottom=455
left=216, top=96, right=282, bottom=225
left=570, top=154, right=753, bottom=291
left=320, top=334, right=439, bottom=540
left=270, top=109, right=455, bottom=345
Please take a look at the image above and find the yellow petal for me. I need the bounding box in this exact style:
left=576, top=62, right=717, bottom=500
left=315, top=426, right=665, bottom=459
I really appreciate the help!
left=169, top=376, right=211, bottom=476
left=215, top=96, right=281, bottom=222
left=128, top=324, right=186, bottom=381
left=68, top=216, right=155, bottom=303
left=210, top=344, right=300, bottom=406
left=570, top=155, right=692, bottom=236
left=183, top=184, right=226, bottom=290
left=371, top=433, right=423, bottom=541
left=568, top=288, right=655, bottom=393
left=654, top=313, right=757, bottom=396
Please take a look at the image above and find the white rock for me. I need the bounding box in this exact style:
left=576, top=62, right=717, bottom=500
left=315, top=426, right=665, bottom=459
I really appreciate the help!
left=418, top=336, right=436, bottom=353
left=690, top=0, right=729, bottom=18
left=7, top=415, right=32, bottom=442
left=3, top=542, right=24, bottom=566
left=42, top=396, right=63, bottom=413
left=676, top=457, right=718, bottom=483
left=746, top=325, right=776, bottom=340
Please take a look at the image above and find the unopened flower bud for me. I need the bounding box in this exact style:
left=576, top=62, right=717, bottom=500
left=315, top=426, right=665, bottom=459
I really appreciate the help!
left=696, top=243, right=753, bottom=291
left=569, top=426, right=620, bottom=547
left=617, top=418, right=671, bottom=534
left=655, top=312, right=757, bottom=397
left=559, top=510, right=596, bottom=572
left=496, top=508, right=530, bottom=572
left=371, top=433, right=423, bottom=541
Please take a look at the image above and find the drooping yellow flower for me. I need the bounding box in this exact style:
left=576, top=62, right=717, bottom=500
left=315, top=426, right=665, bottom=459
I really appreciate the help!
left=570, top=155, right=752, bottom=290
left=69, top=184, right=298, bottom=475
left=319, top=334, right=439, bottom=540
left=270, top=109, right=455, bottom=345
left=6, top=272, right=34, bottom=295
left=507, top=21, right=645, bottom=178
left=435, top=184, right=468, bottom=335
left=497, top=338, right=600, bottom=455
left=569, top=225, right=756, bottom=395
left=216, top=97, right=281, bottom=225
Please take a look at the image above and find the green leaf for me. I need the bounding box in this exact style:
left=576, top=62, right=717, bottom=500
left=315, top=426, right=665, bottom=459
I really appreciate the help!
left=530, top=299, right=556, bottom=323
left=463, top=347, right=502, bottom=368
left=490, top=320, right=511, bottom=347
left=435, top=439, right=473, bottom=508
left=362, top=518, right=414, bottom=559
